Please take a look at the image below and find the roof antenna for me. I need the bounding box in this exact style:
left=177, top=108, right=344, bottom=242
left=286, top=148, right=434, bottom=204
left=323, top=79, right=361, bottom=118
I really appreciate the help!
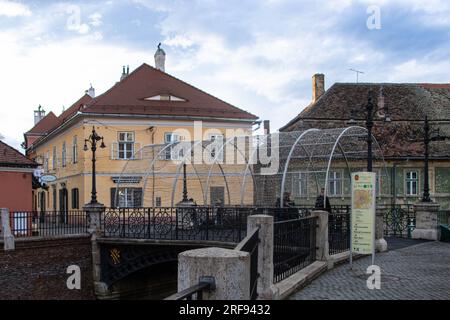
left=349, top=68, right=364, bottom=83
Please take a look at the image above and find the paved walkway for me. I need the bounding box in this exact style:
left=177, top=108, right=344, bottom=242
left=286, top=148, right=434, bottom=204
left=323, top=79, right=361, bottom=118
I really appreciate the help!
left=290, top=240, right=450, bottom=300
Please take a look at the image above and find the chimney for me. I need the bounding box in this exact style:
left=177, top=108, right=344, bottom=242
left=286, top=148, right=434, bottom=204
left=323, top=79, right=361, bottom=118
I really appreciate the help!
left=312, top=73, right=325, bottom=102
left=154, top=43, right=166, bottom=72
left=34, top=105, right=46, bottom=125
left=87, top=84, right=95, bottom=98
left=263, top=120, right=270, bottom=134
left=120, top=66, right=127, bottom=81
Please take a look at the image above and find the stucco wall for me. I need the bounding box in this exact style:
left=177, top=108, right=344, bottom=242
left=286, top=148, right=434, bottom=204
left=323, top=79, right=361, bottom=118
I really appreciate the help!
left=0, top=171, right=33, bottom=212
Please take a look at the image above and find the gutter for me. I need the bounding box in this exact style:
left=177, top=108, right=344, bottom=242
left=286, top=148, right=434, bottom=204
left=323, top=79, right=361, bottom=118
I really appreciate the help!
left=28, top=111, right=258, bottom=151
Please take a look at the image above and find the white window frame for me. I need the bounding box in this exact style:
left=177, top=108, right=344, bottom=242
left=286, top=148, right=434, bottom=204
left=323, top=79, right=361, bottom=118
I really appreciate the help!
left=297, top=172, right=308, bottom=197
left=328, top=170, right=343, bottom=196
left=164, top=132, right=183, bottom=160
left=405, top=170, right=419, bottom=196
left=118, top=132, right=135, bottom=160
left=116, top=187, right=142, bottom=208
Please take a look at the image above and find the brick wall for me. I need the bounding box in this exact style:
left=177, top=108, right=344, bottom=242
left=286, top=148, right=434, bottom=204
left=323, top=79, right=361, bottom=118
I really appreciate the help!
left=0, top=236, right=95, bottom=300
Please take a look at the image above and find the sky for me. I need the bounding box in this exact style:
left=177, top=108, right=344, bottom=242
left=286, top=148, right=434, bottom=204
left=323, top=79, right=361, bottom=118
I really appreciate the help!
left=1, top=0, right=450, bottom=151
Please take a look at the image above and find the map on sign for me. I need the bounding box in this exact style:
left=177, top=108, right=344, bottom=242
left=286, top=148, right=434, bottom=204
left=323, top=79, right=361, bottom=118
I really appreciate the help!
left=353, top=189, right=373, bottom=209
left=351, top=172, right=376, bottom=255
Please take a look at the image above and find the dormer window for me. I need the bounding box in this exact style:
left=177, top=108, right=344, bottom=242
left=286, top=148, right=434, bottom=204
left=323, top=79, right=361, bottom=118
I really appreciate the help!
left=144, top=94, right=186, bottom=102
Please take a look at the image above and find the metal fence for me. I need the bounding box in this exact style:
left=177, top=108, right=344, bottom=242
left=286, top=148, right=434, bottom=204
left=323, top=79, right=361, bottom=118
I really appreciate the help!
left=10, top=211, right=89, bottom=237
left=273, top=216, right=317, bottom=283
left=438, top=210, right=450, bottom=226
left=164, top=279, right=214, bottom=300
left=252, top=205, right=349, bottom=222
left=383, top=204, right=416, bottom=238
left=328, top=213, right=350, bottom=255
left=235, top=227, right=260, bottom=300
left=101, top=207, right=252, bottom=243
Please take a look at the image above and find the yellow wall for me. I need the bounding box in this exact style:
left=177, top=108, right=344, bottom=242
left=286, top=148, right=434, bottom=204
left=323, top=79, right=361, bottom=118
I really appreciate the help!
left=33, top=118, right=254, bottom=209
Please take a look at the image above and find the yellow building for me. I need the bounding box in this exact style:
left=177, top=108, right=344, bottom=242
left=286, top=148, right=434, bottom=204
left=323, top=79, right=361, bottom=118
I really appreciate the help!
left=24, top=47, right=259, bottom=212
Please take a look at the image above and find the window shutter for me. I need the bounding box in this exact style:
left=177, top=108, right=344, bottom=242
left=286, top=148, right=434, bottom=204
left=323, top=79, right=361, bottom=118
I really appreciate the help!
left=134, top=188, right=143, bottom=207
left=110, top=188, right=116, bottom=208
left=111, top=142, right=117, bottom=160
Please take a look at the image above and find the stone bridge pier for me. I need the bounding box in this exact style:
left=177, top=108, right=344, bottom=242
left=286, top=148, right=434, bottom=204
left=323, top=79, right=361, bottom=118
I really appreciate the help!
left=84, top=204, right=235, bottom=299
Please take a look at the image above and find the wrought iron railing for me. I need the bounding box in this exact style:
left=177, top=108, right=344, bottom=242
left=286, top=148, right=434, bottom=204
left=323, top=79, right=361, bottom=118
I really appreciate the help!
left=101, top=207, right=253, bottom=243
left=383, top=204, right=416, bottom=238
left=164, top=277, right=215, bottom=300
left=235, top=227, right=260, bottom=300
left=252, top=205, right=349, bottom=222
left=328, top=213, right=350, bottom=255
left=10, top=211, right=89, bottom=237
left=438, top=210, right=450, bottom=226
left=273, top=216, right=317, bottom=283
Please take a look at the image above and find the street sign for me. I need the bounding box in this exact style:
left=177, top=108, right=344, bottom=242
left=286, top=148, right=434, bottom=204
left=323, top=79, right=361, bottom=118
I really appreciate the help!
left=350, top=172, right=376, bottom=267
left=33, top=168, right=44, bottom=177
left=40, top=174, right=57, bottom=183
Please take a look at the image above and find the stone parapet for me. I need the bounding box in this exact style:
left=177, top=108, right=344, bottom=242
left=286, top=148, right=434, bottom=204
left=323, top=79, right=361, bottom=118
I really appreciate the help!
left=178, top=247, right=250, bottom=300
left=412, top=202, right=440, bottom=241
left=247, top=214, right=279, bottom=300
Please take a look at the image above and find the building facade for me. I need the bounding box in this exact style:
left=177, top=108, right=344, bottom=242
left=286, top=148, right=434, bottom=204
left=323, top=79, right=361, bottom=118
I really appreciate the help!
left=0, top=141, right=38, bottom=212
left=280, top=74, right=450, bottom=209
left=24, top=47, right=259, bottom=212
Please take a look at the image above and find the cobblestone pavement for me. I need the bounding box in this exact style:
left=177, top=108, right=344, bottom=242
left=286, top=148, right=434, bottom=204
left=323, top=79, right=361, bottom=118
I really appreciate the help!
left=290, top=241, right=450, bottom=300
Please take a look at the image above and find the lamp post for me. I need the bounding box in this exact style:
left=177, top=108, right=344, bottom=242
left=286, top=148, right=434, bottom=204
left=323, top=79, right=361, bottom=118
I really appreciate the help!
left=182, top=162, right=189, bottom=202
left=348, top=89, right=391, bottom=172
left=84, top=126, right=106, bottom=204
left=421, top=116, right=448, bottom=203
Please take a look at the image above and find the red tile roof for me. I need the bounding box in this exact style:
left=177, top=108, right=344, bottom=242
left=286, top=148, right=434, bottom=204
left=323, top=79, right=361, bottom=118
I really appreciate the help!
left=26, top=112, right=60, bottom=135
left=281, top=83, right=450, bottom=158
left=0, top=140, right=38, bottom=168
left=59, top=93, right=93, bottom=123
left=83, top=63, right=258, bottom=120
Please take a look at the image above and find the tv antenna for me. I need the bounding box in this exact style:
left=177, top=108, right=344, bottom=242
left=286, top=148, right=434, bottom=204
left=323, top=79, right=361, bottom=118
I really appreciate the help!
left=349, top=68, right=364, bottom=83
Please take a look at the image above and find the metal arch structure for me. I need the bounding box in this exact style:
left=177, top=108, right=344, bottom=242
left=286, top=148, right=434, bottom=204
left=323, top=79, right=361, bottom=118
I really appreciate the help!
left=114, top=142, right=178, bottom=207
left=114, top=127, right=389, bottom=208
left=323, top=126, right=389, bottom=204
left=279, top=126, right=389, bottom=208
left=279, top=128, right=320, bottom=207
left=203, top=135, right=256, bottom=206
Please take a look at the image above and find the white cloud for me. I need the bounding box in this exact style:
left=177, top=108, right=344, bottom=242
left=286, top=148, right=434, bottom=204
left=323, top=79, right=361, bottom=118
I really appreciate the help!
left=0, top=30, right=150, bottom=151
left=0, top=0, right=31, bottom=17
left=89, top=12, right=103, bottom=27
left=163, top=35, right=194, bottom=48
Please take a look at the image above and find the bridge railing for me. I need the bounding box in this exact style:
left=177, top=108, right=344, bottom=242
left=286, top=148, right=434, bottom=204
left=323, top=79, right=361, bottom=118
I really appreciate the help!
left=164, top=277, right=215, bottom=300
left=383, top=204, right=416, bottom=238
left=328, top=212, right=350, bottom=255
left=273, top=216, right=317, bottom=283
left=235, top=227, right=260, bottom=300
left=9, top=210, right=89, bottom=237
left=101, top=207, right=253, bottom=243
left=438, top=210, right=450, bottom=226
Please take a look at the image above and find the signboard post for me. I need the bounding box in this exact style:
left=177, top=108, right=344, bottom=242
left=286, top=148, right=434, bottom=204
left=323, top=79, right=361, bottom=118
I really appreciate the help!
left=350, top=172, right=376, bottom=269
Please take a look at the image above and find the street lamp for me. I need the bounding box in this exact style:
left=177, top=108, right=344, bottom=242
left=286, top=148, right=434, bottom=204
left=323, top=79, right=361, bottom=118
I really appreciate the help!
left=348, top=89, right=391, bottom=172
left=182, top=162, right=189, bottom=202
left=84, top=126, right=106, bottom=204
left=421, top=116, right=449, bottom=202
